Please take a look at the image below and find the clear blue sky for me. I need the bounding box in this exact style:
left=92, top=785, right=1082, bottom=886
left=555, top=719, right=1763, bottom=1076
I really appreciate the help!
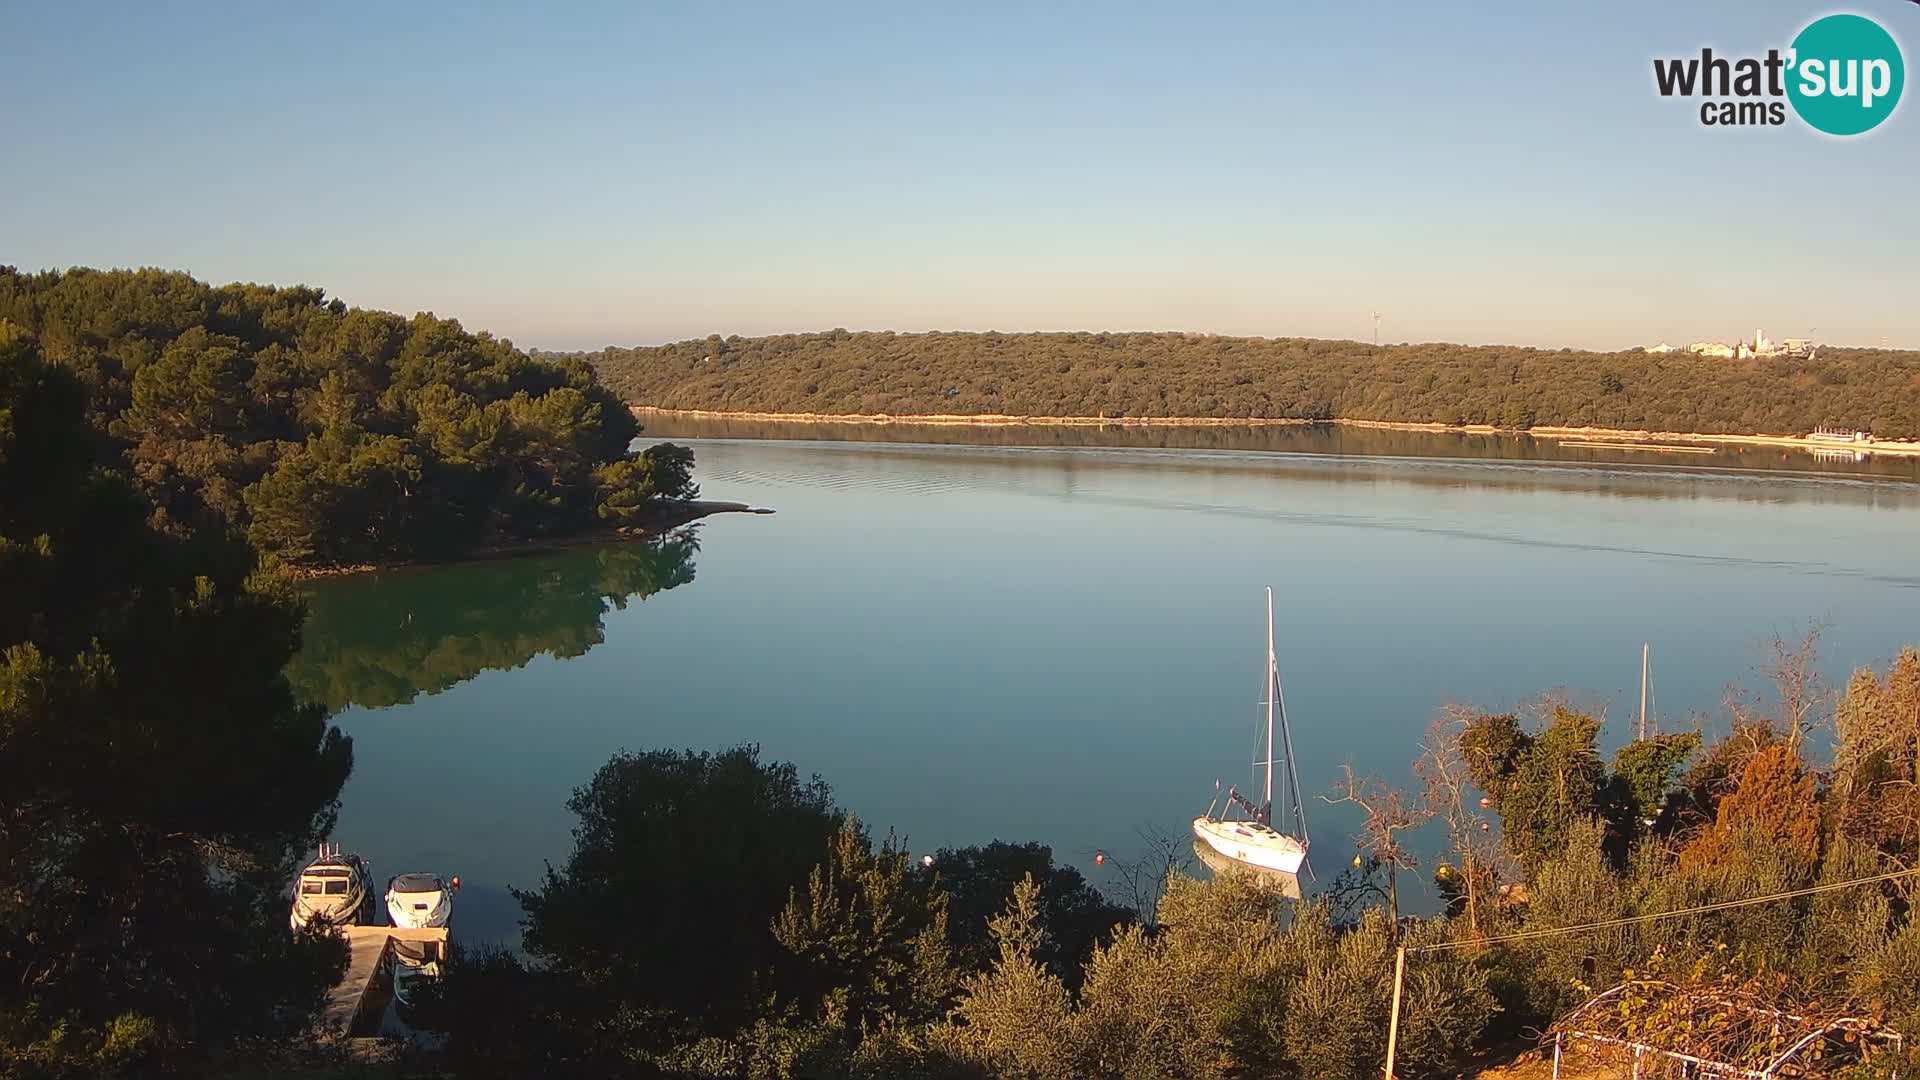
left=3, top=1, right=1915, bottom=351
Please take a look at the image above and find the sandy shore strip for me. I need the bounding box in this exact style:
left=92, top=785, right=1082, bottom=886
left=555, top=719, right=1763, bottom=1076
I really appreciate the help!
left=1555, top=440, right=1717, bottom=454
left=632, top=406, right=1920, bottom=458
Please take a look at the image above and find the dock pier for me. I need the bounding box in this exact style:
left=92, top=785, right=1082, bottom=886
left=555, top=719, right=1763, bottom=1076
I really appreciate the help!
left=320, top=925, right=451, bottom=1037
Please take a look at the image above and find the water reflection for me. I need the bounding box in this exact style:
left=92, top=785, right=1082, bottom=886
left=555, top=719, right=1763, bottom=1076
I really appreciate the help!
left=639, top=411, right=1920, bottom=486
left=289, top=533, right=699, bottom=711
left=302, top=436, right=1920, bottom=945
left=1191, top=839, right=1303, bottom=900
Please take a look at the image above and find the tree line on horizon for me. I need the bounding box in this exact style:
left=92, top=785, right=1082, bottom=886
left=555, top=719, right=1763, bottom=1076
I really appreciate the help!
left=573, top=330, right=1920, bottom=440
left=0, top=267, right=696, bottom=570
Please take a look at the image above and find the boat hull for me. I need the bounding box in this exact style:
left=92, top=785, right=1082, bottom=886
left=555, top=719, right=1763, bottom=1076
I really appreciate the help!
left=1192, top=839, right=1303, bottom=898
left=387, top=887, right=453, bottom=929
left=1192, top=817, right=1307, bottom=875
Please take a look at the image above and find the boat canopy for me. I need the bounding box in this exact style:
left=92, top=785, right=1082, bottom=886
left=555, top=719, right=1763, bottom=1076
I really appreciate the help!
left=390, top=873, right=443, bottom=893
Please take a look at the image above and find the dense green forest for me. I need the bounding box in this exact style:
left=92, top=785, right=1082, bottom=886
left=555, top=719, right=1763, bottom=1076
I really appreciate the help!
left=577, top=330, right=1920, bottom=439
left=0, top=267, right=694, bottom=568
left=2, top=328, right=354, bottom=1074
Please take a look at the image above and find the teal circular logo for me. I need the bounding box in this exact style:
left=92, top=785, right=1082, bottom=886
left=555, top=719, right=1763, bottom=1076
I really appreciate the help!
left=1787, top=14, right=1904, bottom=135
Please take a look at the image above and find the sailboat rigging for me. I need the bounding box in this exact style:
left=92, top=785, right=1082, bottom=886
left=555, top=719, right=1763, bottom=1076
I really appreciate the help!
left=1192, top=587, right=1312, bottom=878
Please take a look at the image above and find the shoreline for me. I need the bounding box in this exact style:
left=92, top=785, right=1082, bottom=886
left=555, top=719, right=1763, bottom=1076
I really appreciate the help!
left=287, top=500, right=773, bottom=581
left=632, top=406, right=1920, bottom=458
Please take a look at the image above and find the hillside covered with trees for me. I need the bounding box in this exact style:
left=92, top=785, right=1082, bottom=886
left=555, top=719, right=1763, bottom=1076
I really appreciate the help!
left=0, top=267, right=694, bottom=569
left=579, top=331, right=1920, bottom=439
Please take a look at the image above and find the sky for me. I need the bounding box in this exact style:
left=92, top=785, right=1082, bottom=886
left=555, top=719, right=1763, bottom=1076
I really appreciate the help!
left=3, top=1, right=1916, bottom=352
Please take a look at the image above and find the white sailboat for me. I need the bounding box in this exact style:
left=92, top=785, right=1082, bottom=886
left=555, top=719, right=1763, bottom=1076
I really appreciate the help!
left=1192, top=587, right=1311, bottom=877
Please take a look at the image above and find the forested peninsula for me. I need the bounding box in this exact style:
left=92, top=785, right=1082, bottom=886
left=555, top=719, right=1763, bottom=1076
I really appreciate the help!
left=578, top=330, right=1920, bottom=440
left=0, top=267, right=695, bottom=570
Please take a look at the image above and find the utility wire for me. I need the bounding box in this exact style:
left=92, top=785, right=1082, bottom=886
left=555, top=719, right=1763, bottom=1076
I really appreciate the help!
left=1408, top=867, right=1920, bottom=955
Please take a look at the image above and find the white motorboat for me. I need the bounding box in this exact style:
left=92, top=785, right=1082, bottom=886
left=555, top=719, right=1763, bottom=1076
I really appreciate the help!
left=385, top=872, right=456, bottom=929
left=1192, top=587, right=1312, bottom=878
left=291, top=843, right=376, bottom=929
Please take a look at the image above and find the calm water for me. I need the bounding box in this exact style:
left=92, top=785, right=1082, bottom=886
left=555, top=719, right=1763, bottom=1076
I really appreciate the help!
left=298, top=434, right=1920, bottom=942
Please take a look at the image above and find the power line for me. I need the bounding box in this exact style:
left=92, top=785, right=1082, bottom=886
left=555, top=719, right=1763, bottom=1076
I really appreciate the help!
left=1407, top=866, right=1920, bottom=955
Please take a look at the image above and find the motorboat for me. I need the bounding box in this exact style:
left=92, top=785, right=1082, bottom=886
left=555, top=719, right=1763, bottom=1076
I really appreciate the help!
left=291, top=843, right=375, bottom=929
left=385, top=872, right=457, bottom=929
left=1192, top=587, right=1312, bottom=878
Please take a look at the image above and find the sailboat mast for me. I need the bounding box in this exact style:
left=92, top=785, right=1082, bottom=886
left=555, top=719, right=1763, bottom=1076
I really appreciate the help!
left=1264, top=587, right=1275, bottom=812
left=1269, top=588, right=1313, bottom=870
left=1639, top=642, right=1650, bottom=741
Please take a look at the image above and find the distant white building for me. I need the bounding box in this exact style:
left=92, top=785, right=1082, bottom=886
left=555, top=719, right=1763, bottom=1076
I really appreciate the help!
left=1666, top=329, right=1817, bottom=360
left=1811, top=426, right=1871, bottom=443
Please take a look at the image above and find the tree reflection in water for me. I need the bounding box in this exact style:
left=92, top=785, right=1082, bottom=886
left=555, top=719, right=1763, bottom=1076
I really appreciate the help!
left=288, top=531, right=699, bottom=711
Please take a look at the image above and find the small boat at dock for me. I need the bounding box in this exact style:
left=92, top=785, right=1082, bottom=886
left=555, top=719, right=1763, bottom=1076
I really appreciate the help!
left=291, top=843, right=376, bottom=929
left=385, top=872, right=457, bottom=929
left=1192, top=587, right=1312, bottom=878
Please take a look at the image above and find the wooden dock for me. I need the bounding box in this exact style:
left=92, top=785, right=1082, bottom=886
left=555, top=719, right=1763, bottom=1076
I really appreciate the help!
left=319, top=925, right=450, bottom=1037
